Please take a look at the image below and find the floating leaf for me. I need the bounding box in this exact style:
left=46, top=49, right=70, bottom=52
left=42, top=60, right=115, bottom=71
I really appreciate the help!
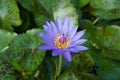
left=72, top=53, right=99, bottom=80
left=78, top=0, right=90, bottom=8
left=19, top=0, right=57, bottom=28
left=96, top=52, right=120, bottom=80
left=85, top=25, right=120, bottom=57
left=94, top=25, right=120, bottom=51
left=34, top=0, right=58, bottom=27
left=5, top=29, right=45, bottom=76
left=58, top=70, right=78, bottom=80
left=18, top=0, right=34, bottom=11
left=82, top=20, right=120, bottom=52
left=90, top=0, right=120, bottom=20
left=83, top=20, right=120, bottom=80
left=0, top=29, right=17, bottom=53
left=0, top=0, right=22, bottom=29
left=72, top=53, right=94, bottom=72
left=35, top=15, right=49, bottom=28
left=36, top=0, right=57, bottom=16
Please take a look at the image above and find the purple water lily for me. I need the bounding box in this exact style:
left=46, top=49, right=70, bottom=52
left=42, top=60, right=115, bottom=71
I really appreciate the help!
left=38, top=17, right=88, bottom=62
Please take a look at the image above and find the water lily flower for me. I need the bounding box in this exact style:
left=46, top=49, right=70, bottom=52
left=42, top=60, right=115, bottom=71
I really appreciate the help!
left=38, top=17, right=88, bottom=62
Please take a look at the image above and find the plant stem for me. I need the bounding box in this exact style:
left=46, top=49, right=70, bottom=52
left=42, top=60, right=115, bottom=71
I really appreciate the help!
left=54, top=55, right=62, bottom=80
left=56, top=55, right=62, bottom=77
left=93, top=18, right=100, bottom=24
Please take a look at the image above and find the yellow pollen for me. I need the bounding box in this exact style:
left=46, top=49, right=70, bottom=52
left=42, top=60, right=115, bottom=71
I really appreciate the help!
left=55, top=35, right=70, bottom=49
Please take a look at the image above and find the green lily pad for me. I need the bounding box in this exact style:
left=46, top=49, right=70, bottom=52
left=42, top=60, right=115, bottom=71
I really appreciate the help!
left=58, top=70, right=78, bottom=80
left=90, top=0, right=120, bottom=20
left=18, top=0, right=34, bottom=12
left=72, top=53, right=100, bottom=80
left=5, top=29, right=45, bottom=76
left=78, top=0, right=90, bottom=8
left=0, top=0, right=21, bottom=30
left=0, top=29, right=17, bottom=53
left=96, top=51, right=120, bottom=80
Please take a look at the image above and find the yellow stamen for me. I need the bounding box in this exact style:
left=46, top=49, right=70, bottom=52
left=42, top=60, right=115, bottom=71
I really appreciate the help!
left=55, top=35, right=70, bottom=49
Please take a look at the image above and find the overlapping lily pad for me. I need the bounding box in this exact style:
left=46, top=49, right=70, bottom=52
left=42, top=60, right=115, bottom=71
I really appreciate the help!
left=0, top=29, right=17, bottom=53
left=82, top=20, right=120, bottom=80
left=90, top=0, right=120, bottom=20
left=5, top=29, right=45, bottom=76
left=0, top=0, right=21, bottom=31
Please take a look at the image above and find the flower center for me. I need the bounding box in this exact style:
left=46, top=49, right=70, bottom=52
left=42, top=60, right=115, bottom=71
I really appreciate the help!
left=55, top=35, right=70, bottom=49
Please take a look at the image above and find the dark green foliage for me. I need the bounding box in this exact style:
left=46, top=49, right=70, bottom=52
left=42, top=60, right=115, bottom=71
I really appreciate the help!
left=72, top=53, right=100, bottom=80
left=0, top=57, right=19, bottom=80
left=15, top=7, right=30, bottom=32
left=35, top=55, right=56, bottom=80
left=0, top=0, right=120, bottom=80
